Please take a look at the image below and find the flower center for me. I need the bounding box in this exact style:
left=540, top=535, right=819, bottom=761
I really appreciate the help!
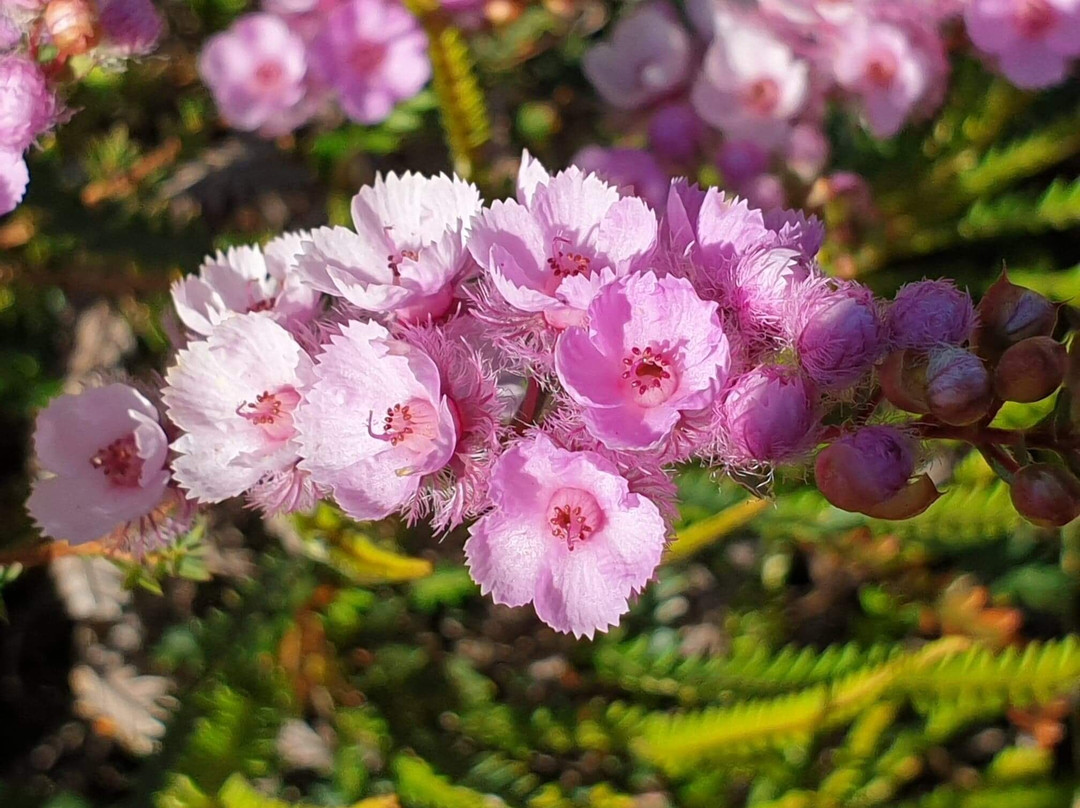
left=237, top=386, right=301, bottom=442
left=246, top=297, right=276, bottom=313
left=547, top=487, right=603, bottom=551
left=547, top=238, right=591, bottom=280
left=387, top=248, right=420, bottom=278
left=254, top=61, right=284, bottom=88
left=866, top=53, right=898, bottom=87
left=91, top=433, right=143, bottom=488
left=380, top=397, right=439, bottom=448
left=349, top=42, right=388, bottom=75
left=1016, top=0, right=1056, bottom=37
left=622, top=345, right=679, bottom=407
left=743, top=78, right=780, bottom=116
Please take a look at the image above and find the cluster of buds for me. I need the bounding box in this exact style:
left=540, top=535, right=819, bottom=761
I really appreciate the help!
left=25, top=153, right=1079, bottom=639
left=576, top=0, right=1080, bottom=210
left=0, top=0, right=163, bottom=214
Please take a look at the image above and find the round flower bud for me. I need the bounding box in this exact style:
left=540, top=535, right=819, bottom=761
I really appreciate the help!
left=879, top=348, right=930, bottom=414
left=886, top=279, right=976, bottom=351
left=1010, top=464, right=1080, bottom=528
left=994, top=336, right=1067, bottom=403
left=44, top=0, right=98, bottom=56
left=793, top=281, right=884, bottom=391
left=721, top=366, right=819, bottom=464
left=815, top=426, right=915, bottom=514
left=925, top=346, right=992, bottom=426
left=0, top=55, right=57, bottom=153
left=974, top=272, right=1057, bottom=358
left=648, top=102, right=704, bottom=165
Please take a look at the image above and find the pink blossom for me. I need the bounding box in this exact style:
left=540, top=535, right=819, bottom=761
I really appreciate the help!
left=308, top=0, right=430, bottom=124
left=198, top=14, right=309, bottom=133
left=468, top=162, right=657, bottom=330
left=790, top=280, right=884, bottom=390
left=162, top=314, right=316, bottom=512
left=97, top=0, right=164, bottom=56
left=815, top=425, right=915, bottom=513
left=582, top=2, right=693, bottom=110
left=464, top=432, right=667, bottom=638
left=571, top=146, right=670, bottom=211
left=299, top=172, right=481, bottom=323
left=719, top=366, right=819, bottom=463
left=555, top=272, right=731, bottom=452
left=965, top=0, right=1080, bottom=89
left=886, top=279, right=976, bottom=350
left=690, top=10, right=809, bottom=148
left=0, top=54, right=56, bottom=153
left=295, top=319, right=459, bottom=522
left=27, top=384, right=171, bottom=545
left=830, top=17, right=930, bottom=137
left=0, top=148, right=28, bottom=215
left=172, top=232, right=322, bottom=337
left=0, top=13, right=19, bottom=51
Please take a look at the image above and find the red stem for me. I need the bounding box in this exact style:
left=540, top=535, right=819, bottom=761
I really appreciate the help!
left=513, top=377, right=542, bottom=434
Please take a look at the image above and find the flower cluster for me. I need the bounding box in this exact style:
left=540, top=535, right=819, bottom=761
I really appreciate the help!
left=198, top=0, right=432, bottom=136
left=25, top=154, right=1078, bottom=637
left=579, top=0, right=1080, bottom=207
left=0, top=0, right=163, bottom=215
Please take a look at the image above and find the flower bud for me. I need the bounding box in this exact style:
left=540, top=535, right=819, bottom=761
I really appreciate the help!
left=926, top=346, right=992, bottom=426
left=886, top=279, right=976, bottom=351
left=974, top=271, right=1056, bottom=358
left=860, top=474, right=941, bottom=520
left=815, top=426, right=915, bottom=513
left=721, top=366, right=819, bottom=464
left=648, top=102, right=704, bottom=166
left=879, top=348, right=930, bottom=414
left=794, top=281, right=884, bottom=390
left=1010, top=463, right=1080, bottom=528
left=994, top=336, right=1067, bottom=403
left=44, top=0, right=98, bottom=56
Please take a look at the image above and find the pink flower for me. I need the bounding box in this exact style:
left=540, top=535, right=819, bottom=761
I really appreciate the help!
left=0, top=148, right=28, bottom=215
left=0, top=54, right=56, bottom=153
left=299, top=172, right=481, bottom=323
left=393, top=323, right=504, bottom=531
left=815, top=425, right=915, bottom=513
left=468, top=162, right=658, bottom=330
left=171, top=232, right=322, bottom=337
left=790, top=280, right=884, bottom=390
left=886, top=279, right=976, bottom=350
left=464, top=432, right=667, bottom=638
left=555, top=272, right=731, bottom=452
left=162, top=314, right=316, bottom=512
left=830, top=17, right=930, bottom=137
left=0, top=13, right=20, bottom=51
left=965, top=0, right=1080, bottom=89
left=582, top=2, right=693, bottom=110
left=27, top=384, right=171, bottom=545
left=571, top=146, right=670, bottom=211
left=308, top=0, right=430, bottom=124
left=294, top=319, right=459, bottom=522
left=691, top=10, right=809, bottom=148
left=719, top=366, right=819, bottom=463
left=97, top=0, right=164, bottom=56
left=198, top=14, right=309, bottom=133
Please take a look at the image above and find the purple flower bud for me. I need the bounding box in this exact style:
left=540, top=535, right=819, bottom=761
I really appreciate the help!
left=716, top=139, right=769, bottom=186
left=815, top=426, right=915, bottom=514
left=97, top=0, right=164, bottom=57
left=974, top=271, right=1057, bottom=358
left=0, top=14, right=20, bottom=52
left=794, top=281, right=884, bottom=390
left=886, top=279, right=976, bottom=351
left=925, top=346, right=992, bottom=426
left=648, top=102, right=704, bottom=165
left=721, top=366, right=818, bottom=463
left=994, top=336, right=1067, bottom=403
left=1010, top=463, right=1080, bottom=528
left=0, top=55, right=57, bottom=153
